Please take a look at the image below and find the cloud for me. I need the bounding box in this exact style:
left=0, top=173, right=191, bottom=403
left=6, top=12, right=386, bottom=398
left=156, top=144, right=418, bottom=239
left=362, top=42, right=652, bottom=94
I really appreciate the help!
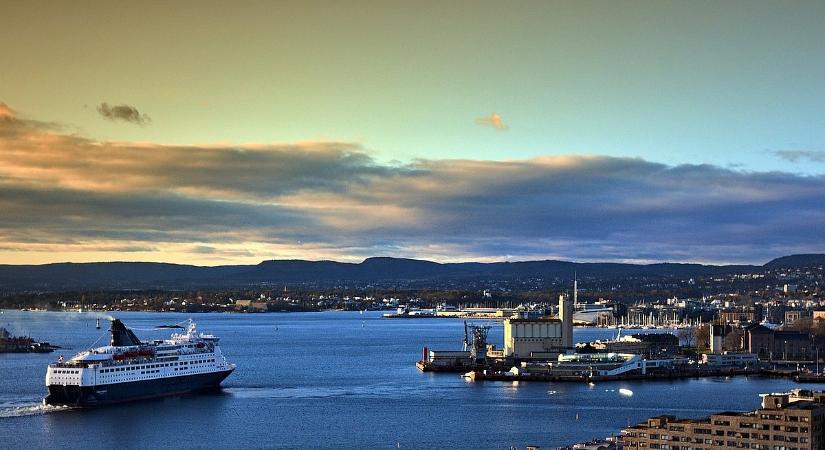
left=774, top=150, right=825, bottom=163
left=0, top=102, right=824, bottom=265
left=475, top=112, right=508, bottom=130
left=0, top=103, right=16, bottom=119
left=96, top=102, right=151, bottom=125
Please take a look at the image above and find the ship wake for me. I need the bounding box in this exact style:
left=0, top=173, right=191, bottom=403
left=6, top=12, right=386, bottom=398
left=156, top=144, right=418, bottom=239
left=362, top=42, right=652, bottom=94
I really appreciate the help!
left=0, top=401, right=74, bottom=418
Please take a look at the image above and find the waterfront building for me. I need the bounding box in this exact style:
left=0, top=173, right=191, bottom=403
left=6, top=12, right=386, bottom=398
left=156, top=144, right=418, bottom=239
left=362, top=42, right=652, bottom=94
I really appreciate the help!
left=701, top=351, right=758, bottom=367
left=743, top=325, right=812, bottom=361
left=622, top=390, right=825, bottom=450
left=513, top=353, right=690, bottom=378
left=503, top=293, right=573, bottom=359
left=503, top=317, right=564, bottom=359
left=424, top=350, right=473, bottom=369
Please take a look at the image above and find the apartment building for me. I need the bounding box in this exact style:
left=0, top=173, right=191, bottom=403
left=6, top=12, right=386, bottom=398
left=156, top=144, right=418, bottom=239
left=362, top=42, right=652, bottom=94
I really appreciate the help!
left=622, top=390, right=825, bottom=450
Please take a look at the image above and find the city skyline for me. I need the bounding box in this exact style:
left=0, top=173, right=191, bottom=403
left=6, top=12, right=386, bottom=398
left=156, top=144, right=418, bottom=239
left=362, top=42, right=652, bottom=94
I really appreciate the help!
left=1, top=1, right=824, bottom=265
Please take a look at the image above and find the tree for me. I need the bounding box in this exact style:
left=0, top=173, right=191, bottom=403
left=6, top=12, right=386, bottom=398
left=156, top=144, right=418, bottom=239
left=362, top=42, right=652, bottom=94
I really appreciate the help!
left=695, top=324, right=710, bottom=351
left=678, top=327, right=697, bottom=348
left=724, top=327, right=744, bottom=351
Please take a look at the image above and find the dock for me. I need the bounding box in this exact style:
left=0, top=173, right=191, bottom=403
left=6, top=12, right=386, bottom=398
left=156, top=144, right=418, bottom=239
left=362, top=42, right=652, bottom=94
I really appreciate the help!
left=461, top=366, right=757, bottom=383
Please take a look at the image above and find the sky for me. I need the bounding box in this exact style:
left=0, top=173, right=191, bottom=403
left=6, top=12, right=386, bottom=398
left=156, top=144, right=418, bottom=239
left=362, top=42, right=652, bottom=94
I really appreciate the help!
left=1, top=1, right=824, bottom=266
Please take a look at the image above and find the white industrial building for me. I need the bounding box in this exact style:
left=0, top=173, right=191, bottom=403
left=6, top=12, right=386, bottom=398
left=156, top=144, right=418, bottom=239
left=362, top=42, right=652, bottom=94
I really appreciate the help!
left=503, top=287, right=575, bottom=359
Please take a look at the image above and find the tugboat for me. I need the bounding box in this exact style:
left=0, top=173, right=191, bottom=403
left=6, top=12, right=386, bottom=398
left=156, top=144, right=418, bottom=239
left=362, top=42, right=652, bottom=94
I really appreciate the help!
left=44, top=318, right=235, bottom=406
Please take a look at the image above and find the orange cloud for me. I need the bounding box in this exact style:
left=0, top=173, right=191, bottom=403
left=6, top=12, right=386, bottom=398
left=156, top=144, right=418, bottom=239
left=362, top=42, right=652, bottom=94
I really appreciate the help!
left=0, top=103, right=15, bottom=118
left=475, top=112, right=508, bottom=130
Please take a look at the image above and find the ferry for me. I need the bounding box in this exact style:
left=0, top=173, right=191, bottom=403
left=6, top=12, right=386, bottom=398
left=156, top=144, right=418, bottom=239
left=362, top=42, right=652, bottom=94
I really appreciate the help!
left=44, top=318, right=235, bottom=406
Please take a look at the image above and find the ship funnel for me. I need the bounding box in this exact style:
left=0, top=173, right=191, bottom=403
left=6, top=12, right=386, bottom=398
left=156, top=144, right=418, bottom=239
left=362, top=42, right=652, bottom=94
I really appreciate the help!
left=109, top=319, right=143, bottom=347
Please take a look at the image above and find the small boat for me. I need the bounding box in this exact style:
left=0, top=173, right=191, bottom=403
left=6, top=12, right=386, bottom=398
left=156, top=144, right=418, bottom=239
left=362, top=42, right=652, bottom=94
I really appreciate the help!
left=795, top=372, right=825, bottom=383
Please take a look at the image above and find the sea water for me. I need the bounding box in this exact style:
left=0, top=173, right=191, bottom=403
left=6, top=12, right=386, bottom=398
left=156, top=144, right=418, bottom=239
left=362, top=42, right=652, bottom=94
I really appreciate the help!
left=0, top=310, right=811, bottom=449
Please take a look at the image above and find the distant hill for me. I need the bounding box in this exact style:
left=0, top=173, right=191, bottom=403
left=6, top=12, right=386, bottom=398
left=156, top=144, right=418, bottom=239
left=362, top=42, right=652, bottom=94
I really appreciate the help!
left=764, top=254, right=825, bottom=269
left=0, top=254, right=821, bottom=292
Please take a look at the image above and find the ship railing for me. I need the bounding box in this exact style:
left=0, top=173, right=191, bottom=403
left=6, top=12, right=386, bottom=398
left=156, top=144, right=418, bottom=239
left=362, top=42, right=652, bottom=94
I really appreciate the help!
left=50, top=356, right=161, bottom=369
left=50, top=362, right=96, bottom=369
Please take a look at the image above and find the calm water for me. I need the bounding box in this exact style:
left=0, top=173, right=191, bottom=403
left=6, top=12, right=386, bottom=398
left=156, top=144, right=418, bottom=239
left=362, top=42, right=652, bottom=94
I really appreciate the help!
left=0, top=310, right=815, bottom=449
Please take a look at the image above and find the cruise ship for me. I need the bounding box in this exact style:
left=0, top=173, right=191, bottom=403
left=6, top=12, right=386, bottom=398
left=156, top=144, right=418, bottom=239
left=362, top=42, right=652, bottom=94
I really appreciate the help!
left=44, top=318, right=235, bottom=406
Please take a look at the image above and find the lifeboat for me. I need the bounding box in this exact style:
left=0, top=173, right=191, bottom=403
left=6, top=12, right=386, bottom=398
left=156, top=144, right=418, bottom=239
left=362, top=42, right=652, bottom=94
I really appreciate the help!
left=138, top=348, right=154, bottom=357
left=196, top=342, right=205, bottom=349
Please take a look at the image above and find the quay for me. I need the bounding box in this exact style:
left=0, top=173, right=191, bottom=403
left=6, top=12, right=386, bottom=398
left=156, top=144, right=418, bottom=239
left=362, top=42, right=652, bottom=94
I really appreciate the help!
left=418, top=357, right=825, bottom=383
left=460, top=366, right=756, bottom=382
